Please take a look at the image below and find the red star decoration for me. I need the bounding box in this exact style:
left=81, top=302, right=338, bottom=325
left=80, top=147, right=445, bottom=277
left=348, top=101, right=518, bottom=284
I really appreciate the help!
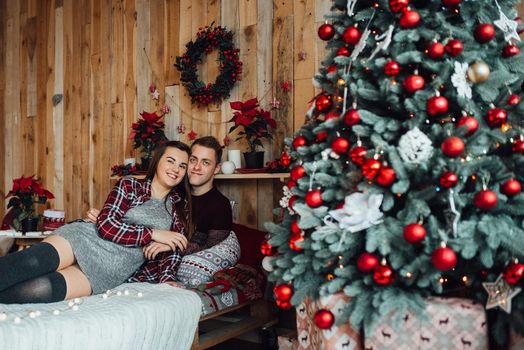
left=281, top=81, right=292, bottom=93
left=188, top=129, right=198, bottom=141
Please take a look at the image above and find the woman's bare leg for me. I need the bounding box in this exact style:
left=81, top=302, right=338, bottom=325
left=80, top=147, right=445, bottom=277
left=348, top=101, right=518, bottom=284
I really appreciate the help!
left=43, top=235, right=76, bottom=270
left=59, top=264, right=93, bottom=299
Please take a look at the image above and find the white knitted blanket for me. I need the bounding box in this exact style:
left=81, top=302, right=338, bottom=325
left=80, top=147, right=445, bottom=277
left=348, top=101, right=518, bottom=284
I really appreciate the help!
left=0, top=283, right=202, bottom=350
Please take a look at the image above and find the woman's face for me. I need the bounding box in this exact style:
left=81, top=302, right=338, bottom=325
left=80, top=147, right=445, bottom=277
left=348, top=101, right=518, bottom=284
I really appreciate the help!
left=155, top=146, right=189, bottom=188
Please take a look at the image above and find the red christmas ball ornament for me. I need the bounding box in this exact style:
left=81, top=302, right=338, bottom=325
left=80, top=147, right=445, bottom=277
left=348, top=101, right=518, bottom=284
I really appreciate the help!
left=389, top=0, right=409, bottom=13
left=324, top=111, right=340, bottom=121
left=399, top=9, right=420, bottom=29
left=290, top=165, right=306, bottom=181
left=432, top=246, right=457, bottom=271
left=427, top=42, right=445, bottom=59
left=343, top=109, right=361, bottom=126
left=439, top=171, right=459, bottom=188
left=314, top=309, right=335, bottom=329
left=350, top=146, right=367, bottom=165
left=507, top=94, right=521, bottom=106
left=376, top=166, right=396, bottom=187
left=485, top=107, right=507, bottom=128
left=287, top=179, right=297, bottom=189
left=504, top=262, right=524, bottom=285
left=289, top=195, right=298, bottom=211
left=315, top=130, right=328, bottom=143
left=362, top=158, right=382, bottom=180
left=289, top=233, right=304, bottom=251
left=342, top=26, right=362, bottom=45
left=336, top=46, right=351, bottom=57
left=373, top=264, right=394, bottom=286
left=384, top=60, right=401, bottom=76
left=441, top=136, right=465, bottom=157
left=260, top=240, right=274, bottom=256
left=474, top=24, right=495, bottom=44
left=274, top=284, right=293, bottom=301
left=318, top=23, right=335, bottom=41
left=503, top=44, right=520, bottom=58
left=357, top=253, right=379, bottom=273
left=427, top=95, right=449, bottom=117
left=291, top=220, right=302, bottom=236
left=445, top=39, right=464, bottom=56
left=474, top=190, right=498, bottom=210
left=276, top=299, right=292, bottom=310
left=403, top=223, right=426, bottom=244
left=315, top=95, right=332, bottom=113
left=500, top=179, right=521, bottom=197
left=456, top=116, right=479, bottom=136
left=442, top=0, right=461, bottom=6
left=292, top=135, right=307, bottom=150
left=403, top=74, right=425, bottom=93
left=513, top=139, right=524, bottom=154
left=331, top=136, right=350, bottom=154
left=327, top=65, right=337, bottom=74
left=305, top=189, right=323, bottom=208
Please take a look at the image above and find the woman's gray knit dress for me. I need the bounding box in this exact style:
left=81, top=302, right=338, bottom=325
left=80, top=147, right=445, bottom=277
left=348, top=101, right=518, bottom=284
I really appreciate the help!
left=54, top=198, right=172, bottom=294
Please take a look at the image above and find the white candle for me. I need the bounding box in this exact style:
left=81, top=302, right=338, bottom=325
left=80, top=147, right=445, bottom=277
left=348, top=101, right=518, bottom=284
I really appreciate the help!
left=228, top=150, right=242, bottom=169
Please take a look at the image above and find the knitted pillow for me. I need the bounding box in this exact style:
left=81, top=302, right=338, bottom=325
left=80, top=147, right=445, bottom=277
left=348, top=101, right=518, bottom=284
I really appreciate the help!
left=175, top=232, right=240, bottom=287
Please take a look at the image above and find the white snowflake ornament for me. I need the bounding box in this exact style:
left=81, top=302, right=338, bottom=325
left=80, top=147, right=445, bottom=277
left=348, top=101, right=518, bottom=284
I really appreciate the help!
left=451, top=61, right=472, bottom=99
left=494, top=0, right=521, bottom=42
left=279, top=186, right=294, bottom=214
left=397, top=127, right=434, bottom=164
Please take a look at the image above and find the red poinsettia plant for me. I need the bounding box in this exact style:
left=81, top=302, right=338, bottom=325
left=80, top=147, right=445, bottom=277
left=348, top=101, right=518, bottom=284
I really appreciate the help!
left=5, top=175, right=54, bottom=230
left=129, top=111, right=168, bottom=158
left=228, top=98, right=276, bottom=152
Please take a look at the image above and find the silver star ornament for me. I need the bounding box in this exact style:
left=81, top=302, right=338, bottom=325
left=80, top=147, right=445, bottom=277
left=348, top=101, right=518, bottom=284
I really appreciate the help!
left=483, top=274, right=522, bottom=313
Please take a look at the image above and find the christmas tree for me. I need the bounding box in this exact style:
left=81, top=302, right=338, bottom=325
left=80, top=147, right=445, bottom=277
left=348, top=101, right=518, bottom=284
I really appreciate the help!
left=265, top=0, right=524, bottom=345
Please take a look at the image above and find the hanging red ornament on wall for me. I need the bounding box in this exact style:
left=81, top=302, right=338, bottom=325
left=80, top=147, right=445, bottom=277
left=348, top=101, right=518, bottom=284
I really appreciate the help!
left=474, top=190, right=498, bottom=210
left=439, top=171, right=459, bottom=188
left=260, top=240, right=274, bottom=256
left=274, top=284, right=293, bottom=301
left=456, top=115, right=479, bottom=136
left=503, top=44, right=520, bottom=58
left=441, top=136, right=465, bottom=157
left=357, top=252, right=379, bottom=272
left=427, top=42, right=445, bottom=59
left=350, top=146, right=367, bottom=165
left=331, top=136, right=350, bottom=154
left=500, top=179, right=521, bottom=197
left=403, top=223, right=426, bottom=244
left=336, top=46, right=352, bottom=57
left=474, top=24, right=495, bottom=43
left=289, top=233, right=304, bottom=251
left=318, top=23, right=335, bottom=41
left=305, top=189, right=323, bottom=208
left=315, top=130, right=328, bottom=143
left=485, top=107, right=507, bottom=128
left=442, top=0, right=461, bottom=6
left=384, top=60, right=401, bottom=76
left=403, top=74, right=425, bottom=93
left=373, top=264, right=394, bottom=285
left=315, top=95, right=332, bottom=113
left=342, top=26, right=362, bottom=45
left=445, top=39, right=464, bottom=56
left=427, top=95, right=449, bottom=117
left=504, top=262, right=524, bottom=285
left=389, top=0, right=409, bottom=13
left=313, top=309, right=335, bottom=329
left=376, top=166, right=396, bottom=187
left=327, top=65, right=337, bottom=74
left=362, top=158, right=382, bottom=180
left=432, top=246, right=457, bottom=271
left=292, top=135, right=308, bottom=150
left=399, top=9, right=420, bottom=29
left=507, top=94, right=521, bottom=106
left=343, top=109, right=361, bottom=126
left=290, top=165, right=306, bottom=181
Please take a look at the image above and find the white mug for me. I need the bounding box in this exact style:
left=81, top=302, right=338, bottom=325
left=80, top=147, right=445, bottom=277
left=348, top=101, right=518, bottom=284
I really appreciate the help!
left=228, top=150, right=241, bottom=169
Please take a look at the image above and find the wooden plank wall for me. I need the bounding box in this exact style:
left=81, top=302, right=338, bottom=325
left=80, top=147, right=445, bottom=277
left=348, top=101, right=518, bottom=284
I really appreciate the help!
left=0, top=0, right=332, bottom=229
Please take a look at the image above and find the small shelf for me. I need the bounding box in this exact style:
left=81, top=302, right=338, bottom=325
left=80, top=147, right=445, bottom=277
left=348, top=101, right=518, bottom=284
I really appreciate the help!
left=110, top=173, right=289, bottom=181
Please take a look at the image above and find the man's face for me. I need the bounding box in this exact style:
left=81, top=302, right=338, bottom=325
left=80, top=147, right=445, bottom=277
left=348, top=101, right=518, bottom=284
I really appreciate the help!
left=188, top=145, right=220, bottom=187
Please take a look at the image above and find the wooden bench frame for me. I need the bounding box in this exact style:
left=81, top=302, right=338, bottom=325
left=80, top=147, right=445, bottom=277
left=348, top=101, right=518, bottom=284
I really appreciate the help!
left=191, top=299, right=278, bottom=349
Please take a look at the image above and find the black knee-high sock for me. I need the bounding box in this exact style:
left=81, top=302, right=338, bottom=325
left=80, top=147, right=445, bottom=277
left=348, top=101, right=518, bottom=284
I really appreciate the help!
left=0, top=272, right=67, bottom=304
left=0, top=242, right=60, bottom=291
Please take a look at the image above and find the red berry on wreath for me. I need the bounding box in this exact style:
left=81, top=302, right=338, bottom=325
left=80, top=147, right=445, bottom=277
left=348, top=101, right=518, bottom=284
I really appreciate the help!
left=474, top=24, right=495, bottom=43
left=357, top=253, right=379, bottom=273
left=342, top=26, right=362, bottom=45
left=403, top=223, right=426, bottom=244
left=500, top=179, right=521, bottom=197
left=313, top=309, right=335, bottom=329
left=441, top=136, right=465, bottom=157
left=474, top=190, right=498, bottom=210
left=318, top=23, right=335, bottom=41
left=305, top=189, right=323, bottom=208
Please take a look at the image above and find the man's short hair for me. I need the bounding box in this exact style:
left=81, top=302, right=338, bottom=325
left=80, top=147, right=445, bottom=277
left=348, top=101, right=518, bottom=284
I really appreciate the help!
left=191, top=136, right=223, bottom=164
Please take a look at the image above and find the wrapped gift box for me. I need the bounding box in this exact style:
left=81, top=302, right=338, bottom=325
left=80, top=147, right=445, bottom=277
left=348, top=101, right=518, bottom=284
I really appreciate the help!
left=364, top=297, right=488, bottom=350
left=296, top=293, right=362, bottom=350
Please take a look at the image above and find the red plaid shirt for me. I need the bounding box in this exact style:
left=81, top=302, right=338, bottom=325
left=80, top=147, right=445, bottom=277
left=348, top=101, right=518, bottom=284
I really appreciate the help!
left=96, top=177, right=185, bottom=247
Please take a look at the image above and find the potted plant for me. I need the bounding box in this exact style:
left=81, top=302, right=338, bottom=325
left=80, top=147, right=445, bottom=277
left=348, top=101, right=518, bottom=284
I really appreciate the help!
left=228, top=97, right=276, bottom=169
left=129, top=111, right=168, bottom=170
left=5, top=175, right=55, bottom=232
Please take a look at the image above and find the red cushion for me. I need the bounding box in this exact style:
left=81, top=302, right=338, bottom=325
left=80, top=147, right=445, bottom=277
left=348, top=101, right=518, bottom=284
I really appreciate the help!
left=233, top=223, right=266, bottom=268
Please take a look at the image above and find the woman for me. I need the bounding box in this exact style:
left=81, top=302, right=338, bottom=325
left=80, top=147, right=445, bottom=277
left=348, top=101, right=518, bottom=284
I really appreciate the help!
left=0, top=141, right=193, bottom=303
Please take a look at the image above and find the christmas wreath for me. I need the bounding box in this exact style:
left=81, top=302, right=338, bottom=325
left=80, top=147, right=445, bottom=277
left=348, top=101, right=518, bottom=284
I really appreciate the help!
left=175, top=24, right=242, bottom=106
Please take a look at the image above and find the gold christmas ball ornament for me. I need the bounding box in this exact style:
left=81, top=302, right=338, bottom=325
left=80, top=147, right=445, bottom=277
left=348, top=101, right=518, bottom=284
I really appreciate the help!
left=467, top=62, right=490, bottom=83
left=326, top=273, right=334, bottom=281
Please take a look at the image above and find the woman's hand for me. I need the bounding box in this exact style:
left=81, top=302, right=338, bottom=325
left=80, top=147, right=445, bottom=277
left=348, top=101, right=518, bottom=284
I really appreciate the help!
left=143, top=242, right=172, bottom=260
left=151, top=229, right=188, bottom=252
left=85, top=208, right=100, bottom=223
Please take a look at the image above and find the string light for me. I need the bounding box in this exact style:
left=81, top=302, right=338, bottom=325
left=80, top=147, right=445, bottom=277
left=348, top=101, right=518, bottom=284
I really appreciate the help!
left=406, top=272, right=413, bottom=278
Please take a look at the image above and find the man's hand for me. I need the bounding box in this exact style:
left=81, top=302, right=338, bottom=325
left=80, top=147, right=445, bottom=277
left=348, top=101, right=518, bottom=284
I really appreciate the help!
left=143, top=242, right=172, bottom=260
left=151, top=229, right=188, bottom=252
left=85, top=208, right=100, bottom=223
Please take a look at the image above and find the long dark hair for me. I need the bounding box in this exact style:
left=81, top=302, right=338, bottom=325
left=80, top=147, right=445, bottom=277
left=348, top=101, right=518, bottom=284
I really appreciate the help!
left=146, top=141, right=194, bottom=239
